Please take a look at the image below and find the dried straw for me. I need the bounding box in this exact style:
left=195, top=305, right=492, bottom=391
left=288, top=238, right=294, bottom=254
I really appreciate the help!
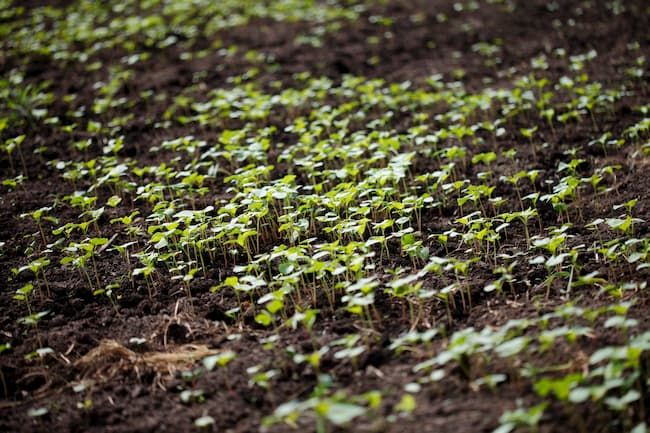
left=75, top=339, right=219, bottom=383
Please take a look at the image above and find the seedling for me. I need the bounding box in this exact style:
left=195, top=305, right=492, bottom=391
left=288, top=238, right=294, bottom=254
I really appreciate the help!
left=493, top=402, right=547, bottom=433
left=203, top=350, right=236, bottom=389
left=1, top=7, right=648, bottom=433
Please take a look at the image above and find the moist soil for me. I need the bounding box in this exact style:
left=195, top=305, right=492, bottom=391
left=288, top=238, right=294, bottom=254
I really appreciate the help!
left=1, top=1, right=649, bottom=433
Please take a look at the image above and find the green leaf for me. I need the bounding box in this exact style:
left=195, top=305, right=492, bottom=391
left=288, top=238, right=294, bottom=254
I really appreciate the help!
left=278, top=262, right=294, bottom=275
left=89, top=237, right=109, bottom=246
left=546, top=253, right=567, bottom=267
left=107, top=195, right=122, bottom=207
left=495, top=336, right=530, bottom=358
left=194, top=415, right=215, bottom=428
left=255, top=310, right=274, bottom=327
left=568, top=387, right=591, bottom=403
left=27, top=407, right=49, bottom=417
left=534, top=373, right=582, bottom=400
left=224, top=276, right=238, bottom=287
left=266, top=299, right=284, bottom=314
left=395, top=394, right=417, bottom=413
left=323, top=402, right=366, bottom=425
left=203, top=350, right=236, bottom=371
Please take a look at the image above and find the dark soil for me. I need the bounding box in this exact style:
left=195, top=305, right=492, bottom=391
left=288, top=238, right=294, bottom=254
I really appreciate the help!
left=1, top=1, right=649, bottom=433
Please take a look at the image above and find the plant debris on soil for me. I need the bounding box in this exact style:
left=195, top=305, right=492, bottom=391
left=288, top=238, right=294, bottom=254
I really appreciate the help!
left=1, top=0, right=649, bottom=432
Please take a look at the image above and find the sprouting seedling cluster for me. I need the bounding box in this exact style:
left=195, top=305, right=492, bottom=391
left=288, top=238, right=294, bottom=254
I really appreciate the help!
left=1, top=1, right=649, bottom=432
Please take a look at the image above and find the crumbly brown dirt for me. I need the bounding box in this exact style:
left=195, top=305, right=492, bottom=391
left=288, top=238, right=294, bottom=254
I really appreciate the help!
left=1, top=1, right=649, bottom=433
